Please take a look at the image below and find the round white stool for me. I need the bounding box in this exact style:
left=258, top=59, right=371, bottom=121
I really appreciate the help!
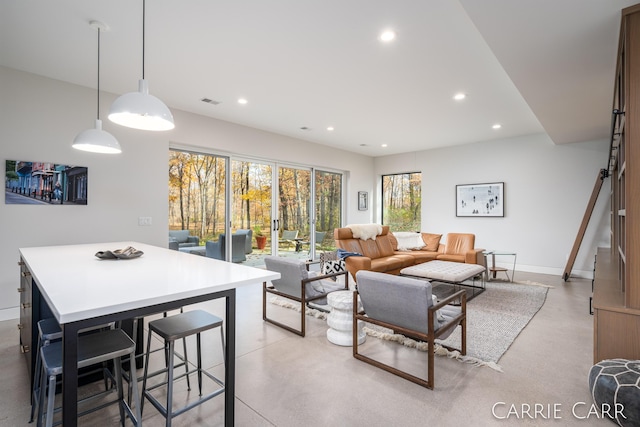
left=326, top=290, right=366, bottom=346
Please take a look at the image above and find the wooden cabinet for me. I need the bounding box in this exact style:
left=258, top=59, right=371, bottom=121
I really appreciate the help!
left=18, top=259, right=32, bottom=363
left=593, top=3, right=640, bottom=363
left=18, top=257, right=55, bottom=384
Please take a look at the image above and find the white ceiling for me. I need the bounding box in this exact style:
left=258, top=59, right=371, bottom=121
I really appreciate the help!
left=1, top=0, right=636, bottom=156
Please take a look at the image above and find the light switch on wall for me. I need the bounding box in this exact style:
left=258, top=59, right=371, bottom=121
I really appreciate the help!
left=138, top=217, right=152, bottom=226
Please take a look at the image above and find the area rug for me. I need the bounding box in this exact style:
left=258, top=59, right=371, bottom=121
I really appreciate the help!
left=364, top=280, right=549, bottom=371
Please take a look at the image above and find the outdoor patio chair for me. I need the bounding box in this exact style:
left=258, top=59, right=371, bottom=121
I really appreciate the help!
left=353, top=270, right=467, bottom=389
left=263, top=256, right=348, bottom=336
left=278, top=230, right=299, bottom=250
left=205, top=233, right=247, bottom=263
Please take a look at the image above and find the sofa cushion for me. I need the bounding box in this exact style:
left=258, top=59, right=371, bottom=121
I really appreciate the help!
left=370, top=255, right=413, bottom=272
left=444, top=233, right=475, bottom=255
left=377, top=235, right=396, bottom=257
left=398, top=250, right=439, bottom=264
left=421, top=233, right=442, bottom=252
left=393, top=232, right=425, bottom=251
left=360, top=238, right=382, bottom=259
left=437, top=253, right=466, bottom=263
left=388, top=233, right=398, bottom=250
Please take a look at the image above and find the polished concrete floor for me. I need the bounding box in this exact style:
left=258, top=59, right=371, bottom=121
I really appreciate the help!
left=0, top=271, right=610, bottom=426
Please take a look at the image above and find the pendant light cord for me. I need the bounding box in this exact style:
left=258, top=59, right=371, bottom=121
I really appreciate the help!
left=97, top=27, right=101, bottom=120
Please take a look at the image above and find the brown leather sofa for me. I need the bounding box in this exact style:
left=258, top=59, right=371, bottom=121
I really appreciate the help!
left=334, top=226, right=484, bottom=281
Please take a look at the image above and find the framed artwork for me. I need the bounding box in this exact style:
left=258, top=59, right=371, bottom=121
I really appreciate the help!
left=358, top=191, right=368, bottom=211
left=456, top=182, right=504, bottom=217
left=5, top=160, right=88, bottom=205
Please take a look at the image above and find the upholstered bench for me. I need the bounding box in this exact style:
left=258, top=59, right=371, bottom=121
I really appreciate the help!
left=400, top=260, right=486, bottom=303
left=401, top=260, right=485, bottom=283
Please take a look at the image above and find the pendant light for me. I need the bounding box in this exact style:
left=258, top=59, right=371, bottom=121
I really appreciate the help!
left=73, top=21, right=122, bottom=154
left=108, top=0, right=174, bottom=131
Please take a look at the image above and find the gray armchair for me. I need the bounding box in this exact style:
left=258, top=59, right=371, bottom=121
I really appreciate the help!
left=354, top=270, right=466, bottom=389
left=205, top=233, right=247, bottom=263
left=263, top=256, right=347, bottom=336
left=235, top=229, right=253, bottom=254
left=168, top=230, right=199, bottom=248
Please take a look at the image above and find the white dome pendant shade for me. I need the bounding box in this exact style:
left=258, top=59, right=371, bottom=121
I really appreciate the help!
left=108, top=79, right=174, bottom=131
left=72, top=21, right=122, bottom=154
left=73, top=119, right=122, bottom=153
left=108, top=0, right=174, bottom=131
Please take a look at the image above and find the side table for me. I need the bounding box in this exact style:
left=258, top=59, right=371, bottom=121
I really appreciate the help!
left=484, top=250, right=517, bottom=282
left=326, top=290, right=366, bottom=346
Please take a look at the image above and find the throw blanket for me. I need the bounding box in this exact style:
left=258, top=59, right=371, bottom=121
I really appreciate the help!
left=337, top=248, right=362, bottom=259
left=347, top=224, right=382, bottom=241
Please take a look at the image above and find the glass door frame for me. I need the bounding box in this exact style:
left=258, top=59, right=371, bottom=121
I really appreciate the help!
left=170, top=145, right=232, bottom=260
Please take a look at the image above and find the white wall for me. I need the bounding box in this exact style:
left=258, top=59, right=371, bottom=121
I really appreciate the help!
left=0, top=66, right=374, bottom=319
left=374, top=134, right=610, bottom=278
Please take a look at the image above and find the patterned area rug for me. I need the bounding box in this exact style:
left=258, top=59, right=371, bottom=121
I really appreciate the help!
left=364, top=280, right=549, bottom=371
left=270, top=280, right=549, bottom=371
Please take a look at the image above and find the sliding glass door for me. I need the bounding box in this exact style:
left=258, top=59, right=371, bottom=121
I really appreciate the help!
left=231, top=159, right=273, bottom=260
left=169, top=149, right=228, bottom=257
left=313, top=170, right=342, bottom=258
left=277, top=166, right=311, bottom=257
left=170, top=148, right=343, bottom=266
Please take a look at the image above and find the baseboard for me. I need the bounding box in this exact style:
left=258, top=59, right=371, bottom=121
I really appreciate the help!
left=512, top=263, right=592, bottom=280
left=0, top=307, right=19, bottom=322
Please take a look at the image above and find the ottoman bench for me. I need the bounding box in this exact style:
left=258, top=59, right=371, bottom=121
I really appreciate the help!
left=400, top=260, right=486, bottom=303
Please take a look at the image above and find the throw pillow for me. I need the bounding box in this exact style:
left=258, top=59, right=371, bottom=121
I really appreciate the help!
left=421, top=233, right=442, bottom=252
left=393, top=232, right=425, bottom=251
left=322, top=259, right=346, bottom=280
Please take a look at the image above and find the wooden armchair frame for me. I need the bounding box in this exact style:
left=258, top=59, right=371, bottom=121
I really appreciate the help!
left=263, top=270, right=348, bottom=337
left=353, top=288, right=466, bottom=389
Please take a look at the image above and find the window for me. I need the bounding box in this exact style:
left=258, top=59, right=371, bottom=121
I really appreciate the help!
left=381, top=172, right=421, bottom=231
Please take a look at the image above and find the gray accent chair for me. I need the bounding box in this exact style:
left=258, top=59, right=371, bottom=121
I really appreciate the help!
left=205, top=233, right=247, bottom=263
left=168, top=230, right=199, bottom=248
left=235, top=229, right=253, bottom=254
left=263, top=256, right=348, bottom=336
left=354, top=270, right=467, bottom=389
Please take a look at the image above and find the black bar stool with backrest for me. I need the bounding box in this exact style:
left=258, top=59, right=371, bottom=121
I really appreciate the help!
left=34, top=327, right=141, bottom=427
left=141, top=309, right=225, bottom=426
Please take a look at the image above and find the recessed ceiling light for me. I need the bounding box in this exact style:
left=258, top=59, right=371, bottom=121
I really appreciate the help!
left=327, top=126, right=334, bottom=131
left=381, top=144, right=388, bottom=147
left=237, top=98, right=248, bottom=105
left=492, top=124, right=502, bottom=129
left=379, top=30, right=396, bottom=42
left=453, top=93, right=466, bottom=101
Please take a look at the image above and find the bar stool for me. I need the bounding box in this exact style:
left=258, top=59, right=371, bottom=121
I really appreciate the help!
left=141, top=309, right=225, bottom=426
left=123, top=309, right=191, bottom=404
left=35, top=328, right=141, bottom=427
left=29, top=318, right=62, bottom=423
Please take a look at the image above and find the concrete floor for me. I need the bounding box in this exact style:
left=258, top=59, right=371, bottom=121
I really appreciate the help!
left=0, top=271, right=611, bottom=426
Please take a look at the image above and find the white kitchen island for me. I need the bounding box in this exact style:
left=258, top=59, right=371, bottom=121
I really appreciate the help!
left=19, top=241, right=279, bottom=427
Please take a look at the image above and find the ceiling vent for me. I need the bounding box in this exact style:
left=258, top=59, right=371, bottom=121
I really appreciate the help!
left=201, top=98, right=221, bottom=105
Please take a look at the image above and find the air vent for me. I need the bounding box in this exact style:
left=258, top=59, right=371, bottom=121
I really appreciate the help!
left=201, top=98, right=221, bottom=105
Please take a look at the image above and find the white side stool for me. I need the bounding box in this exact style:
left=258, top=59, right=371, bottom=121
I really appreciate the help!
left=327, top=290, right=366, bottom=346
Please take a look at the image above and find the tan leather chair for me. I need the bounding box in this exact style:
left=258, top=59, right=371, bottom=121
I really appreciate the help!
left=437, top=233, right=484, bottom=264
